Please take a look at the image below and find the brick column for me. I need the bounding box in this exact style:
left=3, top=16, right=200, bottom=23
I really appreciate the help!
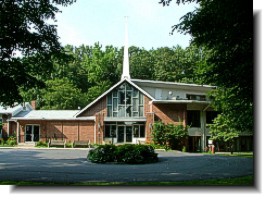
left=145, top=112, right=154, bottom=143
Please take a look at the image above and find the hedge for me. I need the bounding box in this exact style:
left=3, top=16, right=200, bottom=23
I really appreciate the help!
left=87, top=144, right=158, bottom=164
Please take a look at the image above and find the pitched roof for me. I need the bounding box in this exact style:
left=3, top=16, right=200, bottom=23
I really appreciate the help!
left=11, top=110, right=94, bottom=121
left=75, top=78, right=155, bottom=117
left=131, top=79, right=216, bottom=90
left=0, top=103, right=32, bottom=115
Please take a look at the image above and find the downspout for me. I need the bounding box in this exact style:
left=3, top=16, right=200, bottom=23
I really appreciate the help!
left=94, top=118, right=96, bottom=144
left=16, top=120, right=19, bottom=144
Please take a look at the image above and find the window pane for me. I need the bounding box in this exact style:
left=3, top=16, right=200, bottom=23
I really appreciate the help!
left=133, top=112, right=138, bottom=117
left=206, top=111, right=218, bottom=124
left=118, top=91, right=125, bottom=104
left=111, top=125, right=116, bottom=137
left=187, top=110, right=201, bottom=127
left=139, top=93, right=143, bottom=104
left=107, top=94, right=112, bottom=105
left=113, top=98, right=118, bottom=111
left=126, top=91, right=132, bottom=104
left=126, top=83, right=132, bottom=90
left=133, top=98, right=138, bottom=111
left=113, top=89, right=118, bottom=97
left=105, top=125, right=110, bottom=138
left=126, top=105, right=132, bottom=117
left=133, top=126, right=139, bottom=137
left=140, top=125, right=145, bottom=138
left=133, top=89, right=138, bottom=98
left=107, top=106, right=112, bottom=117
left=139, top=106, right=143, bottom=116
left=118, top=105, right=125, bottom=117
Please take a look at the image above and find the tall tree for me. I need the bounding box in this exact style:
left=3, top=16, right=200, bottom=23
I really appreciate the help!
left=0, top=0, right=76, bottom=106
left=160, top=0, right=253, bottom=132
left=39, top=78, right=87, bottom=110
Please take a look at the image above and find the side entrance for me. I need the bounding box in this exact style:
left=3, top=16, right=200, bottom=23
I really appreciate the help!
left=25, top=125, right=40, bottom=142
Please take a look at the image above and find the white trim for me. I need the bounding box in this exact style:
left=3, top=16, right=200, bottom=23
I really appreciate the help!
left=152, top=100, right=211, bottom=104
left=131, top=79, right=216, bottom=89
left=24, top=124, right=40, bottom=143
left=10, top=117, right=95, bottom=121
left=75, top=79, right=155, bottom=118
left=104, top=117, right=146, bottom=122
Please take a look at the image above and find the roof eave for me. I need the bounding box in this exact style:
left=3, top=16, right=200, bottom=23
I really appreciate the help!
left=75, top=78, right=155, bottom=118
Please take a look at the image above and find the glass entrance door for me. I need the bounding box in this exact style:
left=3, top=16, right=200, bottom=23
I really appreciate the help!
left=117, top=126, right=133, bottom=143
left=125, top=126, right=132, bottom=142
left=25, top=125, right=40, bottom=142
left=117, top=126, right=125, bottom=143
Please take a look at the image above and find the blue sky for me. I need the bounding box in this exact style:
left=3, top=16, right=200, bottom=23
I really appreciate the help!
left=55, top=0, right=198, bottom=49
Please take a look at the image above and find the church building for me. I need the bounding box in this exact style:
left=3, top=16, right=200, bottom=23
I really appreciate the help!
left=4, top=20, right=252, bottom=152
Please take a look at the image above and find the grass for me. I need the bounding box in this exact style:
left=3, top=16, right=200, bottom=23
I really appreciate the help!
left=0, top=175, right=253, bottom=186
left=215, top=152, right=253, bottom=158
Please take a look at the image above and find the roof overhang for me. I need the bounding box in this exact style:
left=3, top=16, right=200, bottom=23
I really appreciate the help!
left=10, top=116, right=95, bottom=121
left=152, top=100, right=211, bottom=104
left=104, top=117, right=146, bottom=122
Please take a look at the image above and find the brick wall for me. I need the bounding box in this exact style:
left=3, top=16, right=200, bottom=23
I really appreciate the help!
left=144, top=96, right=153, bottom=143
left=18, top=120, right=94, bottom=143
left=152, top=103, right=186, bottom=126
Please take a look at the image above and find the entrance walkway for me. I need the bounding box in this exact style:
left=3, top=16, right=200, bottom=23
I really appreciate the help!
left=0, top=149, right=253, bottom=183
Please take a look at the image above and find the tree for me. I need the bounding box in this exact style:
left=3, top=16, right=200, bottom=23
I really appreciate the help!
left=152, top=121, right=188, bottom=150
left=0, top=0, right=76, bottom=106
left=209, top=114, right=239, bottom=154
left=39, top=78, right=87, bottom=110
left=160, top=0, right=253, bottom=133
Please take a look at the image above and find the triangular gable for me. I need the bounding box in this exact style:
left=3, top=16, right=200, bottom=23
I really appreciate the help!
left=75, top=78, right=155, bottom=118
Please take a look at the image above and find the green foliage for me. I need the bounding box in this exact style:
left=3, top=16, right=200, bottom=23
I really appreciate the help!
left=87, top=144, right=117, bottom=163
left=162, top=0, right=253, bottom=133
left=19, top=42, right=209, bottom=110
left=39, top=78, right=87, bottom=110
left=115, top=144, right=158, bottom=164
left=209, top=114, right=239, bottom=153
left=35, top=141, right=48, bottom=148
left=152, top=122, right=188, bottom=150
left=5, top=134, right=17, bottom=146
left=0, top=0, right=76, bottom=105
left=87, top=144, right=158, bottom=164
left=182, top=146, right=187, bottom=152
left=65, top=142, right=73, bottom=148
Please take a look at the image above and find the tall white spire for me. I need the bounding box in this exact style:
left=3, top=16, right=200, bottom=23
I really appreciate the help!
left=121, top=16, right=130, bottom=80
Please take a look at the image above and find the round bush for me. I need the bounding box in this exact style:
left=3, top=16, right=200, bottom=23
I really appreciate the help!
left=87, top=144, right=158, bottom=164
left=87, top=144, right=117, bottom=163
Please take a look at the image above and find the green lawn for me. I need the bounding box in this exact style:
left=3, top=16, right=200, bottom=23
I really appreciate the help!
left=0, top=175, right=253, bottom=186
left=215, top=152, right=253, bottom=158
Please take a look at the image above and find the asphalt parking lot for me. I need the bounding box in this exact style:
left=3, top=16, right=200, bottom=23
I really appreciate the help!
left=0, top=149, right=253, bottom=184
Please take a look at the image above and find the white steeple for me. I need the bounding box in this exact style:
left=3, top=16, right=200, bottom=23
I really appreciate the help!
left=121, top=16, right=131, bottom=80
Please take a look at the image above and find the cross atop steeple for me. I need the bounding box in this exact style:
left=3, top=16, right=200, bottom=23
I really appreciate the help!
left=121, top=16, right=131, bottom=80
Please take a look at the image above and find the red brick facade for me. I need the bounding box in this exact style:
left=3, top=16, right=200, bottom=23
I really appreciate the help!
left=17, top=120, right=94, bottom=143
left=152, top=103, right=187, bottom=126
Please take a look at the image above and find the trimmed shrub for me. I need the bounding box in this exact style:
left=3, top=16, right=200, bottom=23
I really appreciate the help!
left=35, top=141, right=48, bottom=147
left=87, top=144, right=117, bottom=163
left=87, top=144, right=158, bottom=164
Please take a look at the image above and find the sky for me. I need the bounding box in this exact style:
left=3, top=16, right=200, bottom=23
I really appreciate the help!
left=55, top=0, right=198, bottom=50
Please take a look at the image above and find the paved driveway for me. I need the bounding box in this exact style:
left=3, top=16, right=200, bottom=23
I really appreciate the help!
left=0, top=149, right=253, bottom=183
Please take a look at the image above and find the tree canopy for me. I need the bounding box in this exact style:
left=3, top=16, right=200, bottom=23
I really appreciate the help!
left=0, top=0, right=76, bottom=106
left=160, top=0, right=253, bottom=133
left=20, top=43, right=209, bottom=110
